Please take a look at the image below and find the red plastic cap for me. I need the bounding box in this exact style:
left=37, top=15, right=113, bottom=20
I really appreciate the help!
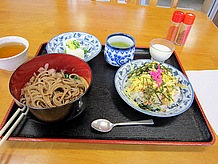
left=183, top=13, right=196, bottom=25
left=172, top=11, right=185, bottom=23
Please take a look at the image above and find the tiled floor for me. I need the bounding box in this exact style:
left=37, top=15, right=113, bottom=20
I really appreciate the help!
left=141, top=0, right=204, bottom=11
left=213, top=11, right=218, bottom=27
left=159, top=0, right=204, bottom=11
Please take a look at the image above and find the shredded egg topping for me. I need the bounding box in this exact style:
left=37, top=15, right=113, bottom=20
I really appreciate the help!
left=124, top=62, right=183, bottom=112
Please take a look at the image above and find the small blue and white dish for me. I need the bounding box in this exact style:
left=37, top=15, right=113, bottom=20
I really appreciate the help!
left=46, top=32, right=102, bottom=62
left=114, top=59, right=194, bottom=117
left=104, top=33, right=135, bottom=67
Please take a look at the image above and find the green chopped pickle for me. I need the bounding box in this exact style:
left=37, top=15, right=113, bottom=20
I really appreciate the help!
left=83, top=48, right=88, bottom=54
left=65, top=39, right=88, bottom=54
left=64, top=74, right=80, bottom=80
left=64, top=74, right=69, bottom=79
left=66, top=40, right=80, bottom=49
left=73, top=75, right=79, bottom=80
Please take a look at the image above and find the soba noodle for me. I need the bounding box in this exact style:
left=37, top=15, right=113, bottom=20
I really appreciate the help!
left=20, top=63, right=89, bottom=108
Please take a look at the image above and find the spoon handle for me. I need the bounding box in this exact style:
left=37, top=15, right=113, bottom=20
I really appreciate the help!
left=114, top=119, right=154, bottom=126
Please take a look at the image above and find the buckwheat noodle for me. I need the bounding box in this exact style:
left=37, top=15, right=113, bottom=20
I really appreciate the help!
left=20, top=63, right=88, bottom=108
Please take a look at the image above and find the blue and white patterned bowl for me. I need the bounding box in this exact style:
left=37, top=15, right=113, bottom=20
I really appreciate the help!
left=46, top=32, right=102, bottom=62
left=104, top=33, right=135, bottom=67
left=114, top=59, right=194, bottom=117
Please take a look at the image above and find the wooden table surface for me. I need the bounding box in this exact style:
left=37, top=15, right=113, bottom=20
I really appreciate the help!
left=0, top=0, right=218, bottom=163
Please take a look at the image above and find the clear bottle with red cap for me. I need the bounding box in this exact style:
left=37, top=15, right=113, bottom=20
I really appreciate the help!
left=166, top=11, right=185, bottom=42
left=175, top=13, right=196, bottom=46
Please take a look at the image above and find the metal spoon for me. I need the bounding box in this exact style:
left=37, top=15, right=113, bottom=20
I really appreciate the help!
left=91, top=119, right=154, bottom=133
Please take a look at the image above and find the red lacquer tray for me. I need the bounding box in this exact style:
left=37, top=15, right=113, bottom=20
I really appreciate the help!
left=0, top=43, right=215, bottom=146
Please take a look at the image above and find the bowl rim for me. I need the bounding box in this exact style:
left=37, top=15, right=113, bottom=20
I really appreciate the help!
left=114, top=59, right=194, bottom=117
left=45, top=31, right=102, bottom=62
left=0, top=36, right=29, bottom=61
left=150, top=38, right=175, bottom=52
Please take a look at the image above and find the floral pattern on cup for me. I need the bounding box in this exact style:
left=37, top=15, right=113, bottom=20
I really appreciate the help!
left=104, top=46, right=135, bottom=67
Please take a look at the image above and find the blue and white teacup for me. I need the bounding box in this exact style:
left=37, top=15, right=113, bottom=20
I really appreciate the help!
left=104, top=33, right=135, bottom=67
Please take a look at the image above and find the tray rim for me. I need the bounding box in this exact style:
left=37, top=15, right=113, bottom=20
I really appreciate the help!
left=0, top=42, right=216, bottom=146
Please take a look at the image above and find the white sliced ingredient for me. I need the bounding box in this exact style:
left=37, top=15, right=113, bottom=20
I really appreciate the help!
left=66, top=48, right=84, bottom=59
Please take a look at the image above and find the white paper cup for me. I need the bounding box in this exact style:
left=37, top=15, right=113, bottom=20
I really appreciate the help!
left=149, top=38, right=175, bottom=62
